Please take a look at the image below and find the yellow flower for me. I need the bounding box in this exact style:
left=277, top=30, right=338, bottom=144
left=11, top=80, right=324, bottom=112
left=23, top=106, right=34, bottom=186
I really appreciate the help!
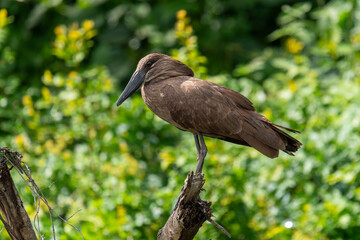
left=159, top=151, right=175, bottom=170
left=62, top=150, right=72, bottom=160
left=66, top=79, right=76, bottom=88
left=176, top=21, right=185, bottom=32
left=68, top=29, right=81, bottom=39
left=119, top=142, right=128, bottom=153
left=28, top=120, right=37, bottom=129
left=67, top=100, right=76, bottom=110
left=302, top=203, right=311, bottom=212
left=68, top=71, right=78, bottom=79
left=220, top=196, right=233, bottom=205
left=22, top=95, right=33, bottom=107
left=43, top=70, right=53, bottom=85
left=117, top=205, right=126, bottom=216
left=82, top=20, right=94, bottom=31
left=41, top=87, right=51, bottom=103
left=88, top=127, right=96, bottom=139
left=125, top=154, right=140, bottom=176
left=186, top=36, right=196, bottom=46
left=0, top=9, right=8, bottom=28
left=116, top=206, right=127, bottom=225
left=293, top=230, right=314, bottom=240
left=263, top=108, right=272, bottom=120
left=294, top=55, right=304, bottom=64
left=248, top=219, right=261, bottom=231
left=37, top=158, right=46, bottom=168
left=185, top=26, right=193, bottom=34
left=55, top=137, right=66, bottom=153
left=27, top=107, right=35, bottom=116
left=257, top=195, right=266, bottom=207
left=288, top=79, right=298, bottom=92
left=324, top=201, right=339, bottom=215
left=0, top=9, right=7, bottom=19
left=285, top=37, right=304, bottom=54
left=44, top=139, right=55, bottom=150
left=327, top=41, right=337, bottom=58
left=54, top=25, right=65, bottom=36
left=103, top=78, right=113, bottom=91
left=14, top=134, right=25, bottom=147
left=266, top=226, right=284, bottom=239
left=177, top=10, right=187, bottom=20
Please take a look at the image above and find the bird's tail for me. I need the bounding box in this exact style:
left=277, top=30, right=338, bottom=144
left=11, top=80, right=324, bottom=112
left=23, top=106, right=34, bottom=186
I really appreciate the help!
left=267, top=122, right=302, bottom=156
left=239, top=113, right=302, bottom=158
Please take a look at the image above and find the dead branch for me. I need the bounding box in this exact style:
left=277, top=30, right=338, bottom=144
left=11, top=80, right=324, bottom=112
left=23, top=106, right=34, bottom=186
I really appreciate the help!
left=0, top=147, right=84, bottom=240
left=0, top=148, right=37, bottom=240
left=157, top=171, right=231, bottom=239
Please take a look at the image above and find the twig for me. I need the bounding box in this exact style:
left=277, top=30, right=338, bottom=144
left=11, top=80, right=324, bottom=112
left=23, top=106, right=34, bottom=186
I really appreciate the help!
left=66, top=209, right=82, bottom=221
left=208, top=218, right=232, bottom=238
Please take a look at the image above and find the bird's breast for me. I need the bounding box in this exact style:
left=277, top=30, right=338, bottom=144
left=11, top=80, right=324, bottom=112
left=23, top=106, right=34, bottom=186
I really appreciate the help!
left=141, top=82, right=186, bottom=130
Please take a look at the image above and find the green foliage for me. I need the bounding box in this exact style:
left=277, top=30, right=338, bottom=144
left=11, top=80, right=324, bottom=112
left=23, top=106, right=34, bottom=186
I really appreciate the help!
left=171, top=10, right=207, bottom=79
left=1, top=0, right=360, bottom=239
left=3, top=19, right=178, bottom=239
left=52, top=20, right=97, bottom=67
left=230, top=1, right=360, bottom=239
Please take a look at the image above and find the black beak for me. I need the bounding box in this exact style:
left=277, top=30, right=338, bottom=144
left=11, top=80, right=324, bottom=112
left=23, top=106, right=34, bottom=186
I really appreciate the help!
left=116, top=69, right=146, bottom=107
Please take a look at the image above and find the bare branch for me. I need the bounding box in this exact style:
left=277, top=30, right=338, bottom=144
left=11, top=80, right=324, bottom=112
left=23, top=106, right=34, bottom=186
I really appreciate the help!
left=158, top=171, right=231, bottom=239
left=0, top=147, right=84, bottom=240
left=208, top=218, right=232, bottom=238
left=0, top=148, right=37, bottom=240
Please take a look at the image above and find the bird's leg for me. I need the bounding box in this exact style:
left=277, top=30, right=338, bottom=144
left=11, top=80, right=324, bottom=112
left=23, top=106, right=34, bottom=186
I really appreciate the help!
left=195, top=132, right=207, bottom=174
left=193, top=134, right=201, bottom=162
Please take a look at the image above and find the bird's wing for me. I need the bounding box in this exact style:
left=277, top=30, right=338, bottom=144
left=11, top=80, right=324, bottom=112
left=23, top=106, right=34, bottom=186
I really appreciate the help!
left=161, top=77, right=289, bottom=158
left=161, top=77, right=248, bottom=136
left=212, top=84, right=255, bottom=111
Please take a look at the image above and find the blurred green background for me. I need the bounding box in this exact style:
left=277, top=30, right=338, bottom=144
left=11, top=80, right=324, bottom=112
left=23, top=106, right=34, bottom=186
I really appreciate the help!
left=1, top=0, right=360, bottom=239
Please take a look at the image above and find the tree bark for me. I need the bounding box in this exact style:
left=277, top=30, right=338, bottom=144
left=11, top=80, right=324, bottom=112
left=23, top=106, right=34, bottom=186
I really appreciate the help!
left=0, top=148, right=37, bottom=240
left=157, top=171, right=212, bottom=240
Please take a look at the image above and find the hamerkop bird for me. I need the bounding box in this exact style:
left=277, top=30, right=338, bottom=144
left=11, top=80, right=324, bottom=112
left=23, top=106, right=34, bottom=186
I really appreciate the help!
left=116, top=53, right=302, bottom=173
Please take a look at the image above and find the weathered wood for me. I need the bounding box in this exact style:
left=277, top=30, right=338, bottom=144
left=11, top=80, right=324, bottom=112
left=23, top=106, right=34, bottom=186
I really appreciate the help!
left=157, top=171, right=211, bottom=240
left=0, top=148, right=37, bottom=240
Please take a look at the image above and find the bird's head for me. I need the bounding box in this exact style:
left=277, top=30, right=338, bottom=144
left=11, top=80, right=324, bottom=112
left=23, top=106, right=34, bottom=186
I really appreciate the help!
left=116, top=53, right=193, bottom=107
left=116, top=53, right=167, bottom=107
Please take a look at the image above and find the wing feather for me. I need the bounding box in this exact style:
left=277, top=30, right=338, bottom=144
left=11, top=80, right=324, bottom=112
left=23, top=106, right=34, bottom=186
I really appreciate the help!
left=162, top=78, right=241, bottom=136
left=158, top=76, right=301, bottom=158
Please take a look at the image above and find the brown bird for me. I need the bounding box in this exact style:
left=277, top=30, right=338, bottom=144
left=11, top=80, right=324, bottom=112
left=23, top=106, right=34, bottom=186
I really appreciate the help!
left=116, top=53, right=302, bottom=173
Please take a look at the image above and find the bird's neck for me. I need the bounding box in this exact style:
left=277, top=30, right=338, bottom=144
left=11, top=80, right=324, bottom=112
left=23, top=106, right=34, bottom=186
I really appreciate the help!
left=145, top=59, right=194, bottom=84
left=145, top=70, right=186, bottom=84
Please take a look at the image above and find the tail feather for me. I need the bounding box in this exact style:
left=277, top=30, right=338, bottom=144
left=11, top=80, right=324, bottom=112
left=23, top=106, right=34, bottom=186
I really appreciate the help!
left=240, top=118, right=288, bottom=158
left=242, top=133, right=280, bottom=158
left=215, top=112, right=302, bottom=158
left=271, top=122, right=301, bottom=134
left=239, top=113, right=302, bottom=158
left=267, top=122, right=302, bottom=155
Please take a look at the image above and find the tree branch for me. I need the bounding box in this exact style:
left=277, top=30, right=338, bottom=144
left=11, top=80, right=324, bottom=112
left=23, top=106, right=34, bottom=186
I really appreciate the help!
left=0, top=147, right=84, bottom=240
left=158, top=171, right=231, bottom=239
left=0, top=148, right=37, bottom=240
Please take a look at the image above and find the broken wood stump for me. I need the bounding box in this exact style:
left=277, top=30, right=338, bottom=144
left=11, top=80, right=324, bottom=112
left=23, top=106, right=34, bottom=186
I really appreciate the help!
left=157, top=171, right=231, bottom=239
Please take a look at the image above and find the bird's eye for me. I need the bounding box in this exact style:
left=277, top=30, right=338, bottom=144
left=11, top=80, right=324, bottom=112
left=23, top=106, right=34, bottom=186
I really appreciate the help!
left=146, top=61, right=153, bottom=67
